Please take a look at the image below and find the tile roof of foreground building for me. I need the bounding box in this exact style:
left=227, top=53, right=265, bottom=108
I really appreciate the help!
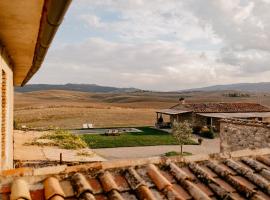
left=1, top=148, right=270, bottom=200
left=170, top=102, right=270, bottom=113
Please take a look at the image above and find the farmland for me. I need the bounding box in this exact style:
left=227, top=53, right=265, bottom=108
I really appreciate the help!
left=14, top=89, right=270, bottom=129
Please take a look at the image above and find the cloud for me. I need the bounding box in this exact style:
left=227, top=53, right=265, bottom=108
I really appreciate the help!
left=30, top=0, right=270, bottom=91
left=183, top=0, right=270, bottom=74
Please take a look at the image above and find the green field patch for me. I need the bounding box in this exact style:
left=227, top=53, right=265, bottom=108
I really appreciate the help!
left=81, top=127, right=197, bottom=148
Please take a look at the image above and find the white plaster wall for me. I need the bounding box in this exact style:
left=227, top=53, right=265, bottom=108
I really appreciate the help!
left=0, top=48, right=14, bottom=170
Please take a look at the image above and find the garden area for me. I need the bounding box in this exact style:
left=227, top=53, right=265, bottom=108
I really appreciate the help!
left=81, top=127, right=197, bottom=148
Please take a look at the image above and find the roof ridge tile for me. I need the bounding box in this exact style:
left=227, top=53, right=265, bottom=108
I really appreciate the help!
left=10, top=179, right=31, bottom=200
left=44, top=177, right=65, bottom=200
left=168, top=162, right=212, bottom=200
left=71, top=173, right=95, bottom=199
left=99, top=171, right=119, bottom=193
left=147, top=164, right=185, bottom=200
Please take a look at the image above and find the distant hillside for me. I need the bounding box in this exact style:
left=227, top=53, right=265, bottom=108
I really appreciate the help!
left=15, top=84, right=140, bottom=93
left=183, top=82, right=270, bottom=92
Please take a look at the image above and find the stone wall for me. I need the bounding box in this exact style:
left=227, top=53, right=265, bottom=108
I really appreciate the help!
left=220, top=119, right=270, bottom=153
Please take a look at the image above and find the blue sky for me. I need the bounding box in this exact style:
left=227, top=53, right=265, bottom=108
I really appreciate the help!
left=30, top=0, right=270, bottom=91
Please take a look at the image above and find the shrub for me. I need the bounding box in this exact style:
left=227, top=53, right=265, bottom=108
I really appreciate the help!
left=198, top=138, right=203, bottom=145
left=193, top=126, right=201, bottom=134
left=200, top=128, right=215, bottom=139
left=38, top=129, right=87, bottom=149
left=165, top=151, right=192, bottom=157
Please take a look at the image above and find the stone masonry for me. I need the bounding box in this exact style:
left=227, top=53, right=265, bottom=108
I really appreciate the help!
left=220, top=119, right=270, bottom=153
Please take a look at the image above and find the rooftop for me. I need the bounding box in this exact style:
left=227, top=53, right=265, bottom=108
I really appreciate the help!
left=1, top=148, right=270, bottom=199
left=171, top=102, right=270, bottom=113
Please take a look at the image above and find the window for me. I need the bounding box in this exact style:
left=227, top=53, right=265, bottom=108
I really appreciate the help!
left=207, top=117, right=212, bottom=126
left=1, top=69, right=6, bottom=160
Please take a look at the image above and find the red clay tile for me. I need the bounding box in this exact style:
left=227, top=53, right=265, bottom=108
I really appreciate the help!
left=44, top=177, right=65, bottom=200
left=95, top=194, right=108, bottom=200
left=195, top=182, right=214, bottom=197
left=147, top=164, right=172, bottom=191
left=30, top=189, right=45, bottom=200
left=171, top=184, right=191, bottom=200
left=0, top=193, right=10, bottom=200
left=199, top=165, right=218, bottom=178
left=171, top=102, right=270, bottom=113
left=0, top=185, right=10, bottom=193
left=160, top=170, right=176, bottom=183
left=71, top=173, right=93, bottom=197
left=108, top=190, right=125, bottom=200
left=213, top=177, right=236, bottom=192
left=88, top=178, right=103, bottom=194
left=257, top=156, right=270, bottom=167
left=230, top=192, right=246, bottom=200
left=99, top=171, right=119, bottom=193
left=164, top=185, right=185, bottom=200
left=150, top=188, right=166, bottom=199
left=256, top=191, right=270, bottom=200
left=113, top=174, right=130, bottom=191
left=136, top=185, right=156, bottom=200
left=231, top=176, right=257, bottom=190
left=181, top=167, right=197, bottom=180
left=218, top=164, right=237, bottom=175
left=60, top=180, right=74, bottom=197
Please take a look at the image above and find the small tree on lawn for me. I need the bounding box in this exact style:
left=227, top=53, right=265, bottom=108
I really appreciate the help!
left=172, top=121, right=193, bottom=156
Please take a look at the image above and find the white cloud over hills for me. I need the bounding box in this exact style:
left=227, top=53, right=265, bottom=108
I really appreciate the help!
left=30, top=0, right=270, bottom=91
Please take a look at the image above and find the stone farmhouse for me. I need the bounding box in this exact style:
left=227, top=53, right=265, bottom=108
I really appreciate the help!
left=0, top=1, right=270, bottom=200
left=156, top=98, right=270, bottom=131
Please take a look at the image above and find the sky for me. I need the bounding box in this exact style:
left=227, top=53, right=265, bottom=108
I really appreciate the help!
left=30, top=0, right=270, bottom=91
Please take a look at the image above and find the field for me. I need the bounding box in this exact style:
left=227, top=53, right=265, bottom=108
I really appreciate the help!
left=14, top=89, right=270, bottom=129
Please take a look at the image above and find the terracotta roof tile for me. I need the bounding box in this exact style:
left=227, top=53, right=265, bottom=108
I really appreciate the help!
left=10, top=179, right=31, bottom=200
left=71, top=173, right=94, bottom=199
left=147, top=164, right=172, bottom=191
left=44, top=177, right=65, bottom=200
left=99, top=171, right=119, bottom=193
left=1, top=149, right=270, bottom=200
left=171, top=102, right=270, bottom=113
left=257, top=156, right=270, bottom=166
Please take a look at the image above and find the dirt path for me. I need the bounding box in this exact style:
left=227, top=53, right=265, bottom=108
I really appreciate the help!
left=93, top=138, right=220, bottom=160
left=14, top=130, right=105, bottom=162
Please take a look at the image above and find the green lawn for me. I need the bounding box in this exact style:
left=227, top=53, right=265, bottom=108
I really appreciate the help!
left=81, top=127, right=197, bottom=148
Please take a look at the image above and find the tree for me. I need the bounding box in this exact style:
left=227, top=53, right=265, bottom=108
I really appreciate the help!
left=172, top=121, right=193, bottom=156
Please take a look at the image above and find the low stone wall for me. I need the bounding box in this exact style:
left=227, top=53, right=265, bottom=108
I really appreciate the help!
left=220, top=119, right=270, bottom=153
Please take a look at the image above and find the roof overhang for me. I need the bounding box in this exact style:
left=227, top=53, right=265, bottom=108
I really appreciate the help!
left=0, top=0, right=72, bottom=86
left=156, top=109, right=191, bottom=115
left=197, top=112, right=270, bottom=118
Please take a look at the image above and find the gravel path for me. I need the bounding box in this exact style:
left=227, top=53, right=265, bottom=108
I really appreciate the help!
left=93, top=138, right=220, bottom=160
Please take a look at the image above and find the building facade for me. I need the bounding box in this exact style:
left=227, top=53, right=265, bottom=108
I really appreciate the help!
left=156, top=100, right=270, bottom=131
left=0, top=0, right=71, bottom=170
left=0, top=48, right=14, bottom=169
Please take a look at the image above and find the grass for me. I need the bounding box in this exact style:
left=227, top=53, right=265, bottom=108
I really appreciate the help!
left=26, top=129, right=87, bottom=149
left=164, top=151, right=192, bottom=157
left=81, top=127, right=197, bottom=148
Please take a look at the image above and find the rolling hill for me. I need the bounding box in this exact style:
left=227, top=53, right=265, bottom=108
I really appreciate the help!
left=16, top=82, right=270, bottom=94
left=15, top=83, right=140, bottom=93
left=182, top=82, right=270, bottom=92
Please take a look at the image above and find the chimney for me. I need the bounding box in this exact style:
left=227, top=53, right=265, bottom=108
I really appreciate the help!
left=179, top=97, right=185, bottom=104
